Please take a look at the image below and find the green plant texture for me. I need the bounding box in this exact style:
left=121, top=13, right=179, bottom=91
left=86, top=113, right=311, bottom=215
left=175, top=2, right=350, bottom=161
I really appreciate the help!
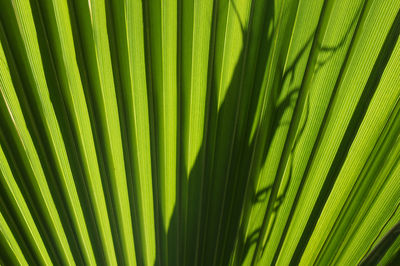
left=0, top=0, right=400, bottom=265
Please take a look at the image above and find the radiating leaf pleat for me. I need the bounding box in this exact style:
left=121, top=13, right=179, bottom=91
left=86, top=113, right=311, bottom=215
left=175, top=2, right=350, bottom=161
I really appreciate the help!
left=146, top=0, right=178, bottom=264
left=0, top=17, right=74, bottom=263
left=25, top=0, right=117, bottom=263
left=0, top=133, right=51, bottom=264
left=0, top=209, right=27, bottom=265
left=66, top=0, right=136, bottom=264
left=0, top=0, right=99, bottom=262
left=179, top=0, right=215, bottom=265
left=109, top=0, right=157, bottom=264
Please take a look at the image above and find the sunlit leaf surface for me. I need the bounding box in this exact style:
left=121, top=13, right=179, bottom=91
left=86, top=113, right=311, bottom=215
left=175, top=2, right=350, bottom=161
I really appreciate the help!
left=0, top=0, right=399, bottom=265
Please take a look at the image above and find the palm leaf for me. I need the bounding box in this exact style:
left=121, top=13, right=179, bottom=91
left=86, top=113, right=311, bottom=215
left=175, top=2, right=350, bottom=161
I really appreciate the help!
left=0, top=0, right=399, bottom=265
